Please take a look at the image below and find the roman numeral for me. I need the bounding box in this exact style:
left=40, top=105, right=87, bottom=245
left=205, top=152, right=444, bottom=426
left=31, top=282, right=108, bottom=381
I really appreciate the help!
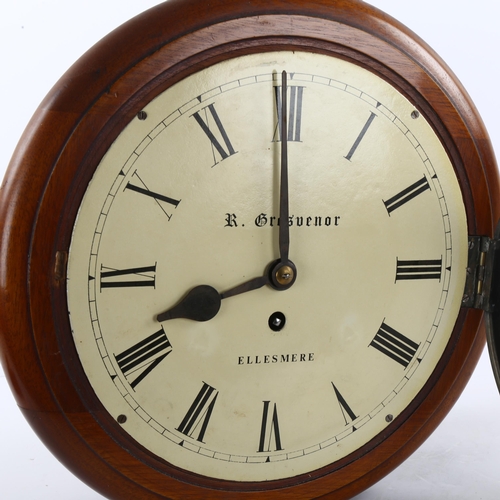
left=383, top=175, right=431, bottom=214
left=273, top=84, right=305, bottom=142
left=370, top=322, right=419, bottom=368
left=192, top=103, right=237, bottom=166
left=126, top=184, right=181, bottom=207
left=258, top=401, right=283, bottom=453
left=115, top=327, right=172, bottom=388
left=177, top=382, right=218, bottom=443
left=345, top=111, right=377, bottom=161
left=332, top=383, right=358, bottom=426
left=100, top=264, right=156, bottom=289
left=124, top=171, right=180, bottom=220
left=396, top=258, right=442, bottom=281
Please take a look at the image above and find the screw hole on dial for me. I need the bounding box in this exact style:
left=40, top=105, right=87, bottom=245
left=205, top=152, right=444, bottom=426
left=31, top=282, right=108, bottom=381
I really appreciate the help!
left=269, top=312, right=286, bottom=332
left=117, top=414, right=127, bottom=424
left=385, top=414, right=394, bottom=423
left=137, top=110, right=147, bottom=120
left=411, top=110, right=420, bottom=120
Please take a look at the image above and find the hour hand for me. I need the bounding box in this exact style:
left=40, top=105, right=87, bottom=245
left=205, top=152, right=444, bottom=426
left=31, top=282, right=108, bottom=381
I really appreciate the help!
left=156, top=274, right=269, bottom=323
left=156, top=285, right=221, bottom=322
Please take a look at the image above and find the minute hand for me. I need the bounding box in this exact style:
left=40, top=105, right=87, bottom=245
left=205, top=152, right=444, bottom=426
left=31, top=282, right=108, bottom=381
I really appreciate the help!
left=279, top=70, right=290, bottom=263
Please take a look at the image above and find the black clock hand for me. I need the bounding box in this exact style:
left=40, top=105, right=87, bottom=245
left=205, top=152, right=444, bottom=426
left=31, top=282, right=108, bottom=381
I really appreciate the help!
left=279, top=70, right=290, bottom=263
left=220, top=274, right=269, bottom=299
left=157, top=73, right=296, bottom=324
left=266, top=71, right=297, bottom=292
left=156, top=285, right=221, bottom=322
left=156, top=274, right=269, bottom=322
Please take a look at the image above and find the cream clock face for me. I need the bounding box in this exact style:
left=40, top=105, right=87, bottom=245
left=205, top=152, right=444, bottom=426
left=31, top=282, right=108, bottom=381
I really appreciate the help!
left=66, top=51, right=468, bottom=482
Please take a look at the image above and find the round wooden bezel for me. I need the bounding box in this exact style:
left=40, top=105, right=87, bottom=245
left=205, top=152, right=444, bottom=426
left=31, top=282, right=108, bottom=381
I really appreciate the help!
left=0, top=1, right=498, bottom=498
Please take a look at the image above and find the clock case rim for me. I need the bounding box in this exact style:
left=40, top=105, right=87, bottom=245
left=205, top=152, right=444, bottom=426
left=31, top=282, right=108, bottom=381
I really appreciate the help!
left=55, top=44, right=475, bottom=491
left=0, top=0, right=498, bottom=498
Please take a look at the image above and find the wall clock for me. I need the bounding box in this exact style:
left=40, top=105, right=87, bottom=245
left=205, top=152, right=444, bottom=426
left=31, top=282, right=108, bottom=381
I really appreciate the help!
left=1, top=0, right=500, bottom=498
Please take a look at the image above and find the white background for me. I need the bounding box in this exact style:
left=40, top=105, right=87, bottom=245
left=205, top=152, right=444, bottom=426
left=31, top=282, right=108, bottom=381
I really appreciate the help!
left=1, top=1, right=500, bottom=498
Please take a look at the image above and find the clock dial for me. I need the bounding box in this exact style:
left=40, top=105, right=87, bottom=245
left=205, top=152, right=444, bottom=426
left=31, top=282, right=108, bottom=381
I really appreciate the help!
left=66, top=51, right=468, bottom=483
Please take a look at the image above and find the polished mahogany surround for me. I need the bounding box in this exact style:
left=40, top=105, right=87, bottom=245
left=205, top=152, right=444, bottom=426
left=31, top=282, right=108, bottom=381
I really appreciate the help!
left=0, top=0, right=498, bottom=498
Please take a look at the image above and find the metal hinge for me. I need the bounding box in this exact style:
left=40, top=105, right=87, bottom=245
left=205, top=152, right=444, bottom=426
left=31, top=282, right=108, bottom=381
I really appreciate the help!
left=463, top=236, right=497, bottom=311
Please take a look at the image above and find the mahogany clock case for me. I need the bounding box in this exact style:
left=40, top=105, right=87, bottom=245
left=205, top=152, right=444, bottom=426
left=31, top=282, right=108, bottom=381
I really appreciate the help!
left=0, top=2, right=498, bottom=498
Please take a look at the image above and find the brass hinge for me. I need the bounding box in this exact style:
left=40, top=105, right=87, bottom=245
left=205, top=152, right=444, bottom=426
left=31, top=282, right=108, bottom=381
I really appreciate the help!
left=463, top=236, right=497, bottom=311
